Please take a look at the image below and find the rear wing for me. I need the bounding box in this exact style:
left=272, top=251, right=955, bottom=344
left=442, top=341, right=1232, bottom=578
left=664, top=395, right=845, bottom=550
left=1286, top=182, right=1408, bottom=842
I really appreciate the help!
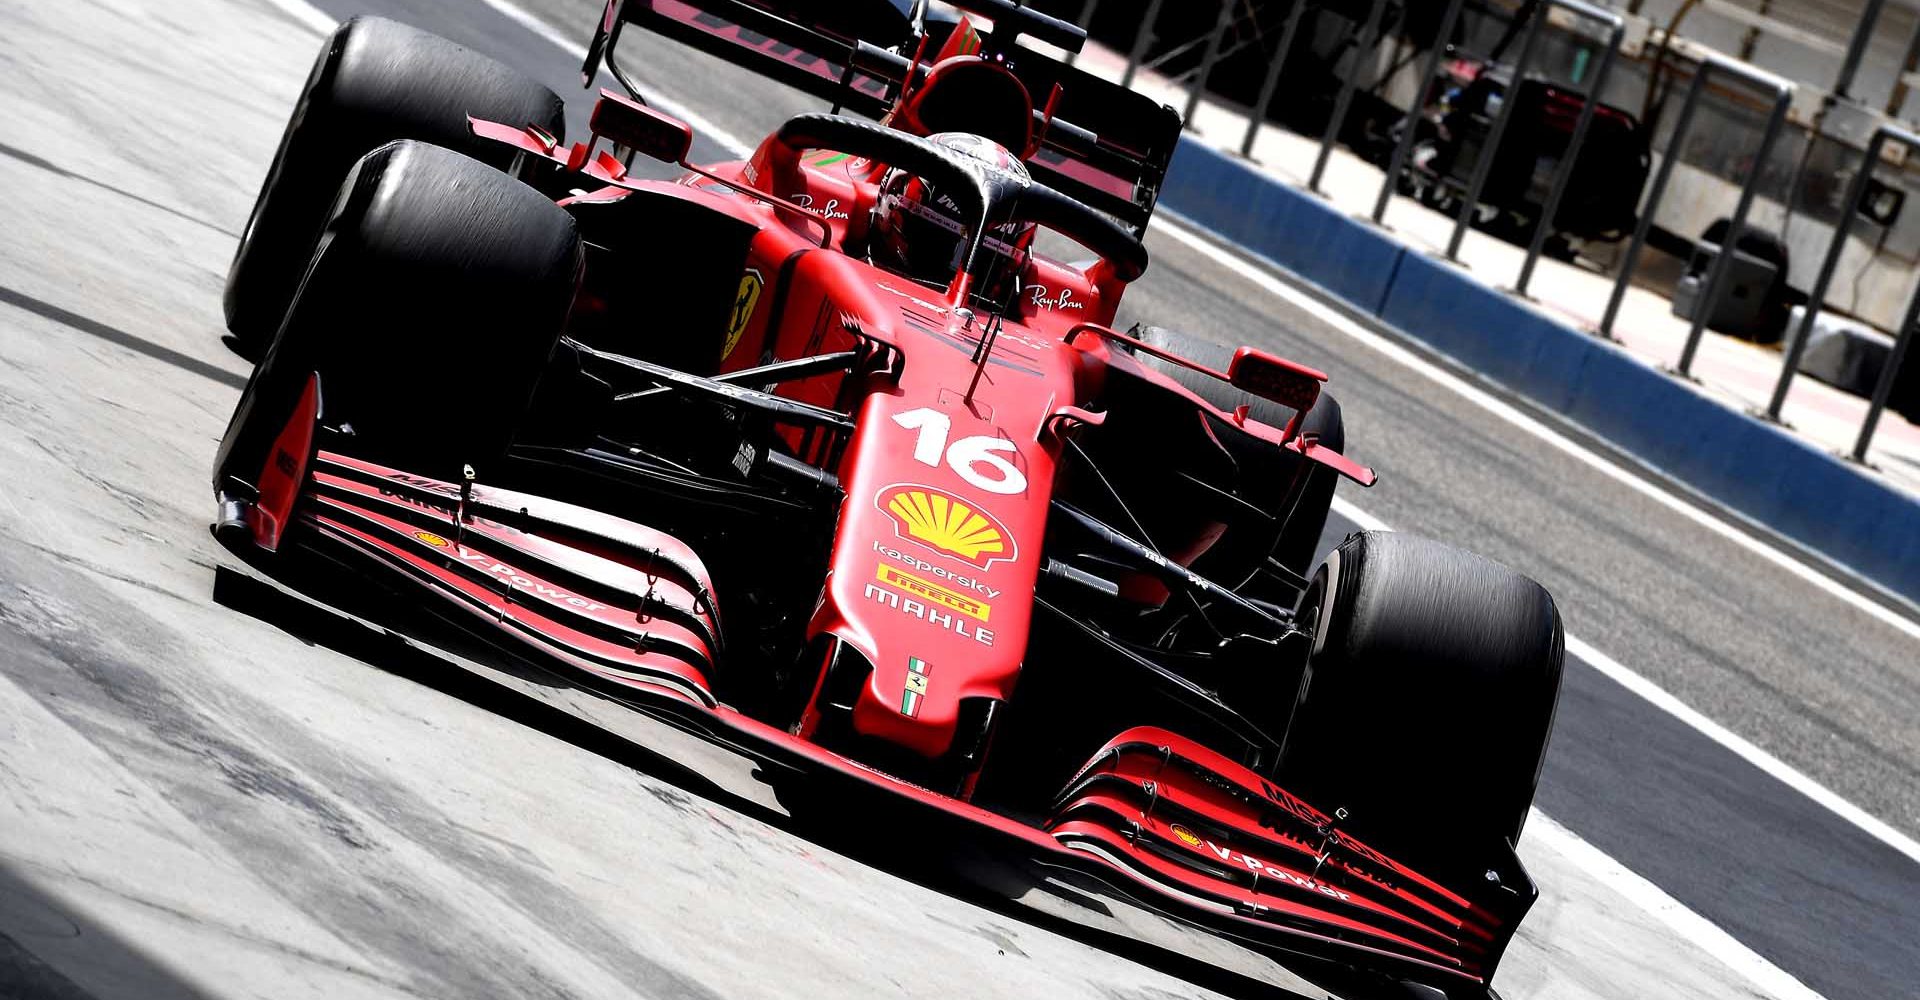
left=581, top=0, right=1182, bottom=235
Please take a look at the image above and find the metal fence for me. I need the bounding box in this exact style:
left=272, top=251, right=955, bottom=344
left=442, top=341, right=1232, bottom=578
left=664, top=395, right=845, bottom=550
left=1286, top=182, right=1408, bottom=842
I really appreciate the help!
left=1768, top=123, right=1920, bottom=462
left=1059, top=0, right=1909, bottom=467
left=1597, top=52, right=1795, bottom=381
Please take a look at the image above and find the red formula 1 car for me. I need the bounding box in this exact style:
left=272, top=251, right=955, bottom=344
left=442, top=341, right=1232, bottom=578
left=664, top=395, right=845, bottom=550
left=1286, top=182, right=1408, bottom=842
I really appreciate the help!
left=211, top=2, right=1565, bottom=996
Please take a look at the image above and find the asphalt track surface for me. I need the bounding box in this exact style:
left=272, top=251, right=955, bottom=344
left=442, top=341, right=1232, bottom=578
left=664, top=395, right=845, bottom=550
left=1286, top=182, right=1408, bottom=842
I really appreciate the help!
left=0, top=0, right=1915, bottom=997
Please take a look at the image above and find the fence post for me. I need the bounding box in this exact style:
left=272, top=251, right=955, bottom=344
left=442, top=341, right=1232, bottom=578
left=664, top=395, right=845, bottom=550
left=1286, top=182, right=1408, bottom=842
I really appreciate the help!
left=1677, top=78, right=1793, bottom=376
left=1447, top=2, right=1547, bottom=260
left=1768, top=125, right=1920, bottom=421
left=1182, top=0, right=1236, bottom=129
left=1854, top=284, right=1919, bottom=461
left=1835, top=0, right=1889, bottom=100
left=1516, top=2, right=1625, bottom=295
left=1309, top=0, right=1387, bottom=193
left=1242, top=1, right=1314, bottom=159
left=1065, top=0, right=1100, bottom=66
left=1121, top=0, right=1165, bottom=89
left=1372, top=0, right=1466, bottom=222
left=1599, top=69, right=1708, bottom=338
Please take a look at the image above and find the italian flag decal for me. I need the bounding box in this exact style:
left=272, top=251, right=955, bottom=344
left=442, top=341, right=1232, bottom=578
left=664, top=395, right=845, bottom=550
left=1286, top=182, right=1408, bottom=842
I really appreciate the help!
left=901, top=656, right=931, bottom=717
left=939, top=17, right=983, bottom=60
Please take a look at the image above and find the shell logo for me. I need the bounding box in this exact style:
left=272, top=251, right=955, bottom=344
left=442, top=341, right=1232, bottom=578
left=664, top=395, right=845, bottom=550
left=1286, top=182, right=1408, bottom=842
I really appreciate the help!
left=414, top=530, right=450, bottom=548
left=877, top=484, right=1017, bottom=569
left=1170, top=825, right=1205, bottom=849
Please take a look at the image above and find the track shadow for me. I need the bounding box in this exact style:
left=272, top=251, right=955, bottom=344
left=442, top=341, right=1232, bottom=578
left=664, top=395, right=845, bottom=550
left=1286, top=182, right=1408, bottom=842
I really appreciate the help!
left=0, top=285, right=248, bottom=391
left=210, top=563, right=784, bottom=829
left=212, top=558, right=1372, bottom=1000
left=0, top=862, right=218, bottom=1000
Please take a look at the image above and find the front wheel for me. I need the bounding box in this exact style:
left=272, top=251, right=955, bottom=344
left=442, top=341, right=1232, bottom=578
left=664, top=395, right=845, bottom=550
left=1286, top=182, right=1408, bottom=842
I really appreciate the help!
left=1276, top=530, right=1564, bottom=878
left=224, top=17, right=565, bottom=358
left=215, top=140, right=582, bottom=491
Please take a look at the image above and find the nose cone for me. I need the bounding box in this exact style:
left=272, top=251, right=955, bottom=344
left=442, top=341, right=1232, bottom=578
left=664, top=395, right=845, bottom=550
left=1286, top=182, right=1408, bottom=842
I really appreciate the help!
left=811, top=398, right=1051, bottom=760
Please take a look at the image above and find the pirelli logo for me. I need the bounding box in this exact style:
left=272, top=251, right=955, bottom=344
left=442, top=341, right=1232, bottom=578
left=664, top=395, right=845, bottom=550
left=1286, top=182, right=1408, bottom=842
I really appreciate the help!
left=875, top=564, right=991, bottom=622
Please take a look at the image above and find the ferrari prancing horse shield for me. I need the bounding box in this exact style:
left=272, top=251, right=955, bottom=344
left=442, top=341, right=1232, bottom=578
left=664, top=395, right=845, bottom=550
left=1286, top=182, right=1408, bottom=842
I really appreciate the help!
left=723, top=269, right=764, bottom=360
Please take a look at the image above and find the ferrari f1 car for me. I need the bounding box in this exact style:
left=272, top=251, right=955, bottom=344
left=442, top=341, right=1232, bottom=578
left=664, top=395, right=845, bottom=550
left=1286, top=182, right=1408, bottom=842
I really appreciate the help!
left=211, top=3, right=1565, bottom=997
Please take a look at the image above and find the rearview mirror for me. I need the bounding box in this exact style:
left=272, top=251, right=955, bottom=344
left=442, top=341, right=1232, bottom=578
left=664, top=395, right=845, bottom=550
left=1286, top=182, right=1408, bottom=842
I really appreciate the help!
left=590, top=89, right=692, bottom=164
left=1228, top=347, right=1324, bottom=414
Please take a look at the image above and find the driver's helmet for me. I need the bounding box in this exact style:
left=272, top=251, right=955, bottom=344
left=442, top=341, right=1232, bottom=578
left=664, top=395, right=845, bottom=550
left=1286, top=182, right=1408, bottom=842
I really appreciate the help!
left=869, top=132, right=1036, bottom=305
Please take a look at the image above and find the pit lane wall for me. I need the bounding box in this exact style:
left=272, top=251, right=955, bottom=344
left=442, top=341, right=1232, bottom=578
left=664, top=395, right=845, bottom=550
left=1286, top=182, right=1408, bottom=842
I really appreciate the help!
left=1158, top=138, right=1920, bottom=607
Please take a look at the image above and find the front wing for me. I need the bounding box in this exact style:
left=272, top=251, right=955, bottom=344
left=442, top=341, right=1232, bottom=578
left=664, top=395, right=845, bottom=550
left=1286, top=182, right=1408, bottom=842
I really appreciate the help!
left=215, top=384, right=1531, bottom=998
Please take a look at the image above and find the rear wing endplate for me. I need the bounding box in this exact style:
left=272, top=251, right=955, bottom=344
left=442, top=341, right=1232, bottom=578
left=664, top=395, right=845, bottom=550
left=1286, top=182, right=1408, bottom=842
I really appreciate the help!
left=581, top=0, right=1182, bottom=235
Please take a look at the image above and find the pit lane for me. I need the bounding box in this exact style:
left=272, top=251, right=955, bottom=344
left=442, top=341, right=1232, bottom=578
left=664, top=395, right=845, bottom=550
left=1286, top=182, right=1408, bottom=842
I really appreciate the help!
left=0, top=0, right=1914, bottom=997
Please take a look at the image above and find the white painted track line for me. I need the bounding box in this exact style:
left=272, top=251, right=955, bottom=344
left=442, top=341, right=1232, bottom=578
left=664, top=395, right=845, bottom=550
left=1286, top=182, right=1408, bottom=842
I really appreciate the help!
left=1340, top=489, right=1920, bottom=869
left=258, top=0, right=334, bottom=33
left=1160, top=209, right=1920, bottom=646
left=1524, top=812, right=1826, bottom=1000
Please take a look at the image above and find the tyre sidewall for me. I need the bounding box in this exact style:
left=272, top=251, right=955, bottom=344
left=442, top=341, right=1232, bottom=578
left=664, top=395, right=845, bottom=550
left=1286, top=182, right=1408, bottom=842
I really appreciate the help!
left=224, top=17, right=566, bottom=352
left=225, top=141, right=581, bottom=486
left=1281, top=531, right=1563, bottom=874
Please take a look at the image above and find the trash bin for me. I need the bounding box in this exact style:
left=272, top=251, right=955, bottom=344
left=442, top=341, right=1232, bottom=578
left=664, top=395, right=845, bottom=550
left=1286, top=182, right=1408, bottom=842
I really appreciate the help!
left=1670, top=220, right=1792, bottom=344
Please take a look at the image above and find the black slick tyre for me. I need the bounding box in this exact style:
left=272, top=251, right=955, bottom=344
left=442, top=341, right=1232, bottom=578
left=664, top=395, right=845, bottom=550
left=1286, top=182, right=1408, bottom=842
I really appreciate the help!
left=224, top=17, right=565, bottom=357
left=216, top=140, right=581, bottom=486
left=1278, top=530, right=1564, bottom=877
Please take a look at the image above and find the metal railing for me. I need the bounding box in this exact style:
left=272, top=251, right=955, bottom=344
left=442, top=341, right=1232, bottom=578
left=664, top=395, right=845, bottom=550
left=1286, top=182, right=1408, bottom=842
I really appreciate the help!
left=1372, top=0, right=1467, bottom=223
left=1311, top=0, right=1386, bottom=192
left=1767, top=123, right=1920, bottom=463
left=1673, top=61, right=1794, bottom=376
left=1119, top=0, right=1164, bottom=89
left=1063, top=0, right=1101, bottom=67
left=1444, top=0, right=1548, bottom=259
left=1221, top=0, right=1385, bottom=191
left=1515, top=1, right=1626, bottom=296
left=1243, top=0, right=1315, bottom=159
left=1599, top=51, right=1795, bottom=369
left=1182, top=0, right=1236, bottom=131
left=1438, top=0, right=1629, bottom=272
left=1069, top=2, right=1905, bottom=466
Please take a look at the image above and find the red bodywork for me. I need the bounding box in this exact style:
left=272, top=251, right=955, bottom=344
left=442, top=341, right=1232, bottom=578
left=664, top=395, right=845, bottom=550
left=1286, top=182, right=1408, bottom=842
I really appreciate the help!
left=532, top=121, right=1236, bottom=760
left=216, top=7, right=1532, bottom=994
left=234, top=124, right=1520, bottom=981
left=672, top=138, right=1330, bottom=761
left=274, top=450, right=1522, bottom=988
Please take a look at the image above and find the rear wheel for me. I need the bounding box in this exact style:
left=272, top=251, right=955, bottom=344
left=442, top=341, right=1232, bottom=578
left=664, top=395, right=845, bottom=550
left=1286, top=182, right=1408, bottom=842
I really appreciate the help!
left=217, top=140, right=581, bottom=487
left=1132, top=326, right=1344, bottom=585
left=1277, top=530, right=1563, bottom=877
left=225, top=16, right=565, bottom=357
